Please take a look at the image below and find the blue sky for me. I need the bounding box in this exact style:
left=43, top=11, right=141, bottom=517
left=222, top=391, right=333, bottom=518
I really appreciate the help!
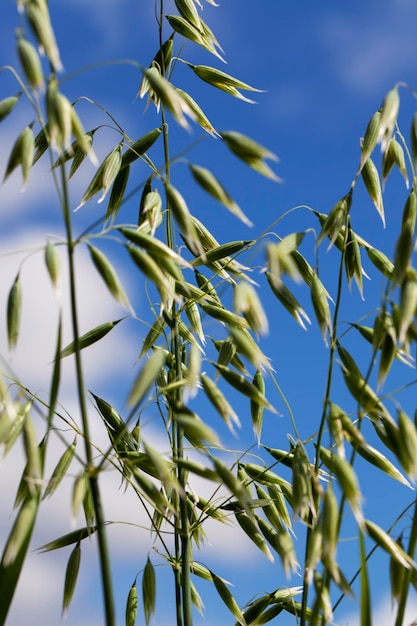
left=1, top=1, right=417, bottom=625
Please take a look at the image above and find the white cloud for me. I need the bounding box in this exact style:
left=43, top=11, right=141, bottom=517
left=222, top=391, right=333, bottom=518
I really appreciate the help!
left=340, top=594, right=417, bottom=626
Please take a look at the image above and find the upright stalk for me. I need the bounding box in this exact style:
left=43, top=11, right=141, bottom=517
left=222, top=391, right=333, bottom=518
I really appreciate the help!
left=60, top=165, right=115, bottom=626
left=157, top=3, right=192, bottom=621
left=300, top=219, right=349, bottom=626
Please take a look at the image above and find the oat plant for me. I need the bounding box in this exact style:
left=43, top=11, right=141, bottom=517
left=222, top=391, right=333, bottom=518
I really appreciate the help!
left=1, top=2, right=417, bottom=626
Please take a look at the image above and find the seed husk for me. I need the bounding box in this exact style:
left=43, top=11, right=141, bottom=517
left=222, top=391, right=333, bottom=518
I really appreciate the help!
left=45, top=241, right=61, bottom=295
left=250, top=370, right=266, bottom=444
left=7, top=275, right=22, bottom=351
left=125, top=581, right=138, bottom=626
left=106, top=163, right=130, bottom=221
left=311, top=272, right=332, bottom=345
left=234, top=281, right=269, bottom=335
left=4, top=125, right=34, bottom=189
left=175, top=0, right=202, bottom=30
left=209, top=569, right=247, bottom=624
left=142, top=66, right=194, bottom=129
left=165, top=183, right=202, bottom=255
left=360, top=110, right=381, bottom=170
left=362, top=156, right=385, bottom=226
left=397, top=409, right=417, bottom=480
left=365, top=519, right=415, bottom=569
left=127, top=348, right=167, bottom=408
left=17, top=35, right=44, bottom=89
left=88, top=244, right=131, bottom=310
left=26, top=2, right=63, bottom=72
left=377, top=87, right=400, bottom=152
left=266, top=272, right=311, bottom=330
left=121, top=127, right=162, bottom=166
left=176, top=88, right=218, bottom=136
left=398, top=269, right=417, bottom=344
left=43, top=437, right=77, bottom=500
left=0, top=94, right=20, bottom=122
left=190, top=163, right=252, bottom=225
left=200, top=372, right=240, bottom=431
left=220, top=130, right=280, bottom=181
left=365, top=246, right=394, bottom=279
left=317, top=192, right=351, bottom=249
left=77, top=144, right=122, bottom=209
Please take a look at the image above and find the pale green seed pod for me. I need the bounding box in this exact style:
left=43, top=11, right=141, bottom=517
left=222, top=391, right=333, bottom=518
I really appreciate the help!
left=220, top=130, right=280, bottom=181
left=328, top=402, right=346, bottom=458
left=292, top=444, right=315, bottom=521
left=390, top=535, right=407, bottom=605
left=388, top=138, right=408, bottom=188
left=234, top=281, right=269, bottom=335
left=122, top=127, right=162, bottom=167
left=250, top=369, right=265, bottom=444
left=17, top=35, right=44, bottom=89
left=165, top=183, right=202, bottom=255
left=0, top=94, right=20, bottom=122
left=71, top=471, right=88, bottom=525
left=321, top=484, right=339, bottom=568
left=257, top=517, right=299, bottom=576
left=398, top=268, right=417, bottom=344
left=190, top=163, right=252, bottom=225
left=3, top=125, right=34, bottom=189
left=397, top=409, right=417, bottom=479
left=360, top=110, right=381, bottom=170
left=402, top=188, right=416, bottom=230
left=125, top=581, right=138, bottom=626
left=175, top=0, right=202, bottom=31
left=345, top=220, right=363, bottom=296
left=305, top=522, right=323, bottom=583
left=142, top=66, right=194, bottom=128
left=316, top=192, right=351, bottom=248
left=45, top=241, right=61, bottom=296
left=266, top=272, right=311, bottom=330
left=77, top=144, right=122, bottom=209
left=190, top=64, right=263, bottom=100
left=184, top=299, right=205, bottom=344
left=176, top=88, right=218, bottom=136
left=229, top=326, right=268, bottom=370
left=200, top=372, right=240, bottom=431
left=366, top=246, right=394, bottom=279
left=362, top=156, right=385, bottom=226
left=7, top=275, right=22, bottom=351
left=319, top=447, right=362, bottom=524
left=311, top=272, right=332, bottom=345
left=88, top=244, right=130, bottom=309
left=365, top=519, right=413, bottom=569
left=377, top=86, right=400, bottom=152
left=26, top=2, right=63, bottom=72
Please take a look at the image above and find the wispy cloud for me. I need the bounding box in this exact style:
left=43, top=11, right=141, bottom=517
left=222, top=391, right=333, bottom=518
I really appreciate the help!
left=317, top=3, right=417, bottom=95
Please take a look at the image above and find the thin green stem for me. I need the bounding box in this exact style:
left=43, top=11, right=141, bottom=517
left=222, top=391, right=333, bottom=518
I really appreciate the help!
left=300, top=217, right=350, bottom=626
left=60, top=164, right=115, bottom=626
left=157, top=3, right=192, bottom=623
